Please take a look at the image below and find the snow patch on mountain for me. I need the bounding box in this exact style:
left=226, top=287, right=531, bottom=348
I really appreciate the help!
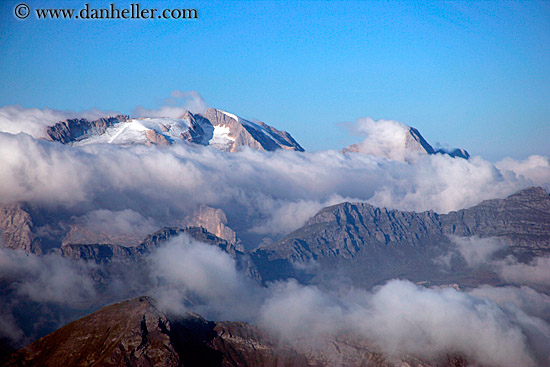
left=47, top=109, right=304, bottom=152
left=74, top=118, right=191, bottom=146
left=209, top=125, right=235, bottom=150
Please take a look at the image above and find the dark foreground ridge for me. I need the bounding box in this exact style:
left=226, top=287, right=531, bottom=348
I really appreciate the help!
left=3, top=296, right=469, bottom=367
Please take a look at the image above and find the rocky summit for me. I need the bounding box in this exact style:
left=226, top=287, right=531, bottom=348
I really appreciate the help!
left=4, top=296, right=469, bottom=367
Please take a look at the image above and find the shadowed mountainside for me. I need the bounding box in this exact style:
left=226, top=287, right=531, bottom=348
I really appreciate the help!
left=3, top=296, right=469, bottom=367
left=253, top=187, right=550, bottom=288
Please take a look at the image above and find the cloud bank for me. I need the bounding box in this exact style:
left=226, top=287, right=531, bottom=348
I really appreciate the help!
left=1, top=100, right=549, bottom=365
left=0, top=127, right=548, bottom=246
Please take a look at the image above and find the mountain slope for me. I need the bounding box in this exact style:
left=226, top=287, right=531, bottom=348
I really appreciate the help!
left=253, top=186, right=550, bottom=287
left=4, top=297, right=469, bottom=367
left=45, top=108, right=304, bottom=152
left=4, top=297, right=178, bottom=367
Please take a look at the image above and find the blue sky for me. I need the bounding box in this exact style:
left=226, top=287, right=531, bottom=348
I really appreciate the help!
left=1, top=0, right=549, bottom=160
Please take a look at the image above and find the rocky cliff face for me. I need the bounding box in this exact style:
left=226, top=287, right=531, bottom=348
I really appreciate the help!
left=253, top=187, right=550, bottom=287
left=441, top=186, right=550, bottom=253
left=0, top=203, right=35, bottom=253
left=4, top=297, right=469, bottom=367
left=202, top=108, right=304, bottom=152
left=46, top=115, right=130, bottom=144
left=187, top=205, right=242, bottom=249
left=0, top=203, right=70, bottom=254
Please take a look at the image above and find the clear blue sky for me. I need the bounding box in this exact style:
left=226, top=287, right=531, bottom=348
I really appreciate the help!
left=1, top=0, right=549, bottom=160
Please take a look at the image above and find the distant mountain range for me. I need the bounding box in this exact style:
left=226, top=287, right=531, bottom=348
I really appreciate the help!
left=253, top=186, right=550, bottom=289
left=3, top=187, right=547, bottom=292
left=46, top=108, right=304, bottom=152
left=0, top=109, right=546, bottom=366
left=344, top=125, right=470, bottom=159
left=44, top=108, right=470, bottom=159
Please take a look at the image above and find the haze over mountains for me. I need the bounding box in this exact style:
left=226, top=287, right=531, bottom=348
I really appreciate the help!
left=0, top=97, right=549, bottom=366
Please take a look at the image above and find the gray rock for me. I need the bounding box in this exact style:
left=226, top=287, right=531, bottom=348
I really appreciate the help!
left=46, top=115, right=129, bottom=144
left=253, top=186, right=550, bottom=287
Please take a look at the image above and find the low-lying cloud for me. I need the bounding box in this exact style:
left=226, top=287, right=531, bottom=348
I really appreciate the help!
left=0, top=125, right=548, bottom=247
left=0, top=105, right=118, bottom=139
left=1, top=100, right=549, bottom=365
left=1, top=235, right=548, bottom=366
left=496, top=256, right=550, bottom=290
left=437, top=236, right=550, bottom=294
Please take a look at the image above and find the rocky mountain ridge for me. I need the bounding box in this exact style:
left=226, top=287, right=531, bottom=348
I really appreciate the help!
left=1, top=187, right=548, bottom=288
left=3, top=296, right=469, bottom=367
left=253, top=186, right=550, bottom=287
left=45, top=108, right=304, bottom=152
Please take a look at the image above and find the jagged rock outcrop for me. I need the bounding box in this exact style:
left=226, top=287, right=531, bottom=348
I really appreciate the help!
left=441, top=186, right=550, bottom=253
left=4, top=297, right=470, bottom=367
left=46, top=115, right=129, bottom=144
left=187, top=205, right=242, bottom=249
left=0, top=202, right=69, bottom=254
left=145, top=129, right=171, bottom=145
left=0, top=203, right=35, bottom=253
left=435, top=148, right=470, bottom=159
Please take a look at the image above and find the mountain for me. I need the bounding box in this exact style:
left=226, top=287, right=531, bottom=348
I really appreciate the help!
left=185, top=205, right=242, bottom=249
left=253, top=186, right=550, bottom=288
left=57, top=226, right=259, bottom=281
left=344, top=123, right=470, bottom=160
left=0, top=202, right=70, bottom=254
left=0, top=202, right=241, bottom=254
left=3, top=297, right=178, bottom=367
left=45, top=108, right=304, bottom=152
left=45, top=115, right=130, bottom=144
left=3, top=296, right=469, bottom=367
left=2, top=187, right=548, bottom=289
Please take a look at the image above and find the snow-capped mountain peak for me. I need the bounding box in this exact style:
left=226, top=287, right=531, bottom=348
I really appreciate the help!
left=46, top=108, right=304, bottom=152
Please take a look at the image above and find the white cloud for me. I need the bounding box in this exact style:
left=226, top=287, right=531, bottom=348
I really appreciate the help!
left=72, top=209, right=158, bottom=240
left=451, top=236, right=505, bottom=268
left=149, top=235, right=264, bottom=320
left=0, top=123, right=548, bottom=244
left=347, top=117, right=422, bottom=161
left=134, top=90, right=208, bottom=117
left=496, top=155, right=550, bottom=191
left=0, top=105, right=117, bottom=139
left=0, top=247, right=97, bottom=307
left=0, top=234, right=548, bottom=366
left=496, top=256, right=550, bottom=290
